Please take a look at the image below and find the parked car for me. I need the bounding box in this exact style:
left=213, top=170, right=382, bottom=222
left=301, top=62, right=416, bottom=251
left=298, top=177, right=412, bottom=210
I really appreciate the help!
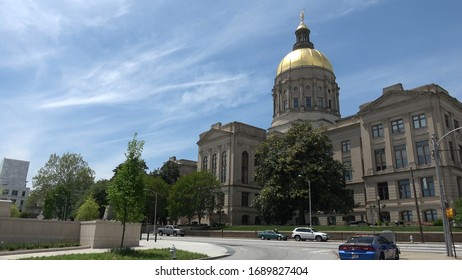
left=291, top=227, right=329, bottom=242
left=257, top=230, right=288, bottom=240
left=338, top=234, right=400, bottom=260
left=155, top=225, right=185, bottom=237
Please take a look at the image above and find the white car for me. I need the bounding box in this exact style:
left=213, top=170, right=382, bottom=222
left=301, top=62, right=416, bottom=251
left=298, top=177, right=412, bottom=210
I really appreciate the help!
left=291, top=227, right=329, bottom=242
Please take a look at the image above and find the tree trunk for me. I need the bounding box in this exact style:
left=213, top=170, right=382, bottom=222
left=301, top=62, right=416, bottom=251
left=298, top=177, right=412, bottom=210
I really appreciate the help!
left=298, top=208, right=306, bottom=225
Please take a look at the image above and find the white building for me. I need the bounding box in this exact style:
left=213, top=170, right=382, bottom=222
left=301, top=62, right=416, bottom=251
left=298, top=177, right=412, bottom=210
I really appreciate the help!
left=0, top=158, right=30, bottom=212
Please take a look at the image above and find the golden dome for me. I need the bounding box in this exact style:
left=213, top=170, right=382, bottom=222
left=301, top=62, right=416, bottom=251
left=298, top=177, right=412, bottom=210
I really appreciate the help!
left=277, top=48, right=334, bottom=76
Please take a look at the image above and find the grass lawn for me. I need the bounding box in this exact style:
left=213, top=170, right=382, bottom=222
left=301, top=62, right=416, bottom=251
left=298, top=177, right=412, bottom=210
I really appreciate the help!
left=21, top=247, right=207, bottom=260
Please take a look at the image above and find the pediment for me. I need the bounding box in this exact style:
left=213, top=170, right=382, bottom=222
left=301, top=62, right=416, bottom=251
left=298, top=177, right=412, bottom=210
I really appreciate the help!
left=197, top=128, right=231, bottom=145
left=359, top=91, right=427, bottom=115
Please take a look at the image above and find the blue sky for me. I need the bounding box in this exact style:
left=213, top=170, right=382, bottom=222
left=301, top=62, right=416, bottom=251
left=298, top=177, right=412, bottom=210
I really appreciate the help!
left=1, top=0, right=461, bottom=188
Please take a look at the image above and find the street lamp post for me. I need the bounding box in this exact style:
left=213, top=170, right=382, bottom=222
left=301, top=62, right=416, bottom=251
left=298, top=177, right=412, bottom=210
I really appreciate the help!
left=377, top=196, right=382, bottom=224
left=153, top=192, right=158, bottom=242
left=431, top=127, right=462, bottom=257
left=298, top=175, right=311, bottom=227
left=409, top=164, right=424, bottom=243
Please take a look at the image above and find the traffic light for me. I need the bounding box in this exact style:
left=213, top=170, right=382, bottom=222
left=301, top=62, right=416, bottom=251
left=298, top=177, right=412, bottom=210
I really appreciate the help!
left=446, top=208, right=456, bottom=219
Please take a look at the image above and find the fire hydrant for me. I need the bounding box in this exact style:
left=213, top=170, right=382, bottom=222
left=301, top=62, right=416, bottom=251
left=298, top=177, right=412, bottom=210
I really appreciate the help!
left=169, top=245, right=177, bottom=259
left=410, top=235, right=414, bottom=243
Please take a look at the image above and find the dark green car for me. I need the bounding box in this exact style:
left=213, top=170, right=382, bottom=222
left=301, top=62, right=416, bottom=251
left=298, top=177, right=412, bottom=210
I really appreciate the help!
left=257, top=230, right=288, bottom=240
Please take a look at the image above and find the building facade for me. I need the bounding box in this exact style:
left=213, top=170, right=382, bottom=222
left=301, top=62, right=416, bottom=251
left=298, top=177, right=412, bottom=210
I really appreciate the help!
left=0, top=157, right=30, bottom=212
left=196, top=15, right=462, bottom=225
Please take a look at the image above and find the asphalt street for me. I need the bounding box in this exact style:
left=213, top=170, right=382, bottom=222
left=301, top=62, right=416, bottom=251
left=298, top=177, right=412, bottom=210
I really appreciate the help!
left=0, top=235, right=460, bottom=260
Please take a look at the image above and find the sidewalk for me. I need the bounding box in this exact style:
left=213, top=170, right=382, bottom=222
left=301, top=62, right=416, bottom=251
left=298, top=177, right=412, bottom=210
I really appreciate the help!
left=0, top=238, right=230, bottom=260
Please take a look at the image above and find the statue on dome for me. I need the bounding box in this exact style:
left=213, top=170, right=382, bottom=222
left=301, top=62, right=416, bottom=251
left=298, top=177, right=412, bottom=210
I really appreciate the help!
left=300, top=9, right=305, bottom=22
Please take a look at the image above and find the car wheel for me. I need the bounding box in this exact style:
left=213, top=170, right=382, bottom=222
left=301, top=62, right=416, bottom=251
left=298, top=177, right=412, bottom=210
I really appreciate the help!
left=315, top=236, right=322, bottom=242
left=261, top=236, right=266, bottom=240
left=180, top=234, right=185, bottom=237
left=173, top=232, right=177, bottom=236
left=158, top=231, right=163, bottom=236
left=294, top=235, right=301, bottom=241
left=277, top=236, right=282, bottom=241
left=395, top=252, right=400, bottom=260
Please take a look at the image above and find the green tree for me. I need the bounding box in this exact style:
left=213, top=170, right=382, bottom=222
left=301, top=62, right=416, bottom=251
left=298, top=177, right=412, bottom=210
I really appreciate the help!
left=84, top=179, right=109, bottom=219
left=454, top=199, right=462, bottom=226
left=10, top=204, right=20, bottom=217
left=107, top=134, right=146, bottom=248
left=29, top=153, right=95, bottom=220
left=144, top=175, right=170, bottom=226
left=254, top=122, right=354, bottom=225
left=151, top=160, right=180, bottom=185
left=168, top=171, right=222, bottom=224
left=75, top=196, right=100, bottom=221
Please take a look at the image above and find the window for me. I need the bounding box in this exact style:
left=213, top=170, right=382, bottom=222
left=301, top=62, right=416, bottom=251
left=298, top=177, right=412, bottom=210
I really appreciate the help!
left=328, top=99, right=332, bottom=109
left=401, top=211, right=413, bottom=221
left=375, top=148, right=386, bottom=171
left=377, top=182, right=389, bottom=200
left=343, top=160, right=352, bottom=181
left=416, top=140, right=431, bottom=165
left=341, top=140, right=351, bottom=153
left=412, top=114, right=427, bottom=129
left=449, top=141, right=455, bottom=162
left=424, top=209, right=438, bottom=222
left=221, top=152, right=227, bottom=183
left=211, top=154, right=217, bottom=178
left=283, top=100, right=288, bottom=110
left=305, top=97, right=312, bottom=108
left=12, top=190, right=18, bottom=196
left=293, top=98, right=299, bottom=108
left=372, top=124, right=384, bottom=138
left=454, top=120, right=459, bottom=131
left=394, top=144, right=408, bottom=168
left=241, top=151, right=249, bottom=184
left=202, top=156, right=208, bottom=170
left=318, top=97, right=323, bottom=108
left=327, top=216, right=336, bottom=225
left=459, top=145, right=462, bottom=165
left=2, top=189, right=8, bottom=195
left=398, top=179, right=411, bottom=199
left=22, top=191, right=26, bottom=197
left=241, top=192, right=249, bottom=207
left=444, top=114, right=450, bottom=128
left=421, top=177, right=435, bottom=197
left=391, top=119, right=405, bottom=134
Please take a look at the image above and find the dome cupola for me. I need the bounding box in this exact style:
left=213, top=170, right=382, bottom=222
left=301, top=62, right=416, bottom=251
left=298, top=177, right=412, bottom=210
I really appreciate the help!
left=269, top=9, right=341, bottom=134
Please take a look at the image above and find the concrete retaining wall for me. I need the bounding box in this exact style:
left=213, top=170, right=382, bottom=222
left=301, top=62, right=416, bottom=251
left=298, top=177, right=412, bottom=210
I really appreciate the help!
left=0, top=217, right=140, bottom=248
left=80, top=220, right=141, bottom=248
left=0, top=200, right=11, bottom=217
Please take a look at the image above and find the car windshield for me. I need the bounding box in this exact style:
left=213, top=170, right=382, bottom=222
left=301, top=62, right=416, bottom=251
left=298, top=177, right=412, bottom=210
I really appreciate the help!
left=346, top=236, right=375, bottom=244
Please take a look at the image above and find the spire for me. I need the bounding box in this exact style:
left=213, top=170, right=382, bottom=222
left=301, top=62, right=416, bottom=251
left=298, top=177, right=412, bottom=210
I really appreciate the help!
left=293, top=9, right=314, bottom=50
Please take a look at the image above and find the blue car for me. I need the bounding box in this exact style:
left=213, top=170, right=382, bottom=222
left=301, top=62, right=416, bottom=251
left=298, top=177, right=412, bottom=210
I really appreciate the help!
left=338, top=235, right=400, bottom=260
left=257, top=230, right=288, bottom=240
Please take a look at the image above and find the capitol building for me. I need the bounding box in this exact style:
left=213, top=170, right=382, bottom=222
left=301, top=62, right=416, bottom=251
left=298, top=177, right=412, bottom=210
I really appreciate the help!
left=191, top=14, right=462, bottom=226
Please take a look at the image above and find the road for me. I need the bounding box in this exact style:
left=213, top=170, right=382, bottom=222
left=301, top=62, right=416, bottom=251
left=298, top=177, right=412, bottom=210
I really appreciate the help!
left=156, top=235, right=461, bottom=260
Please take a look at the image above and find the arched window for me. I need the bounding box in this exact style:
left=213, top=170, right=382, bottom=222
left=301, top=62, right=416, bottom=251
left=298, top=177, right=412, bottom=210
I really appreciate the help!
left=211, top=154, right=217, bottom=178
left=221, top=151, right=227, bottom=183
left=202, top=156, right=208, bottom=171
left=241, top=151, right=249, bottom=184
